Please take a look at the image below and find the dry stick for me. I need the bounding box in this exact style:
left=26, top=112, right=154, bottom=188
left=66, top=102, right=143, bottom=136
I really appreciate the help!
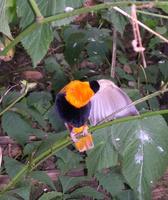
left=131, top=4, right=147, bottom=68
left=111, top=28, right=117, bottom=78
left=113, top=6, right=168, bottom=44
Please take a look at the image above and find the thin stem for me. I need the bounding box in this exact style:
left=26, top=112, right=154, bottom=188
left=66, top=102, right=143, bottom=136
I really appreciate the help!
left=1, top=108, right=168, bottom=195
left=0, top=84, right=28, bottom=117
left=1, top=1, right=168, bottom=56
left=90, top=109, right=168, bottom=132
left=137, top=9, right=168, bottom=20
left=111, top=28, right=117, bottom=78
left=98, top=86, right=168, bottom=124
left=0, top=23, right=38, bottom=56
left=0, top=136, right=71, bottom=195
left=113, top=6, right=168, bottom=44
left=29, top=0, right=43, bottom=22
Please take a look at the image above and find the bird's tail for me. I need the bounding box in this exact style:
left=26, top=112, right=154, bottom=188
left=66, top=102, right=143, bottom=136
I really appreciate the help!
left=72, top=126, right=94, bottom=152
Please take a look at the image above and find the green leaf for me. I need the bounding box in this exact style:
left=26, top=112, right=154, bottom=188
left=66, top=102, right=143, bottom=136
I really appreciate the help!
left=0, top=194, right=18, bottom=200
left=15, top=101, right=47, bottom=128
left=56, top=148, right=82, bottom=173
left=21, top=24, right=53, bottom=67
left=155, top=26, right=167, bottom=35
left=47, top=106, right=65, bottom=132
left=16, top=0, right=34, bottom=29
left=116, top=67, right=135, bottom=81
left=116, top=190, right=136, bottom=200
left=2, top=111, right=33, bottom=144
left=159, top=61, right=168, bottom=81
left=0, top=0, right=12, bottom=38
left=95, top=170, right=125, bottom=196
left=27, top=91, right=52, bottom=114
left=17, top=0, right=54, bottom=66
left=48, top=0, right=83, bottom=27
left=11, top=184, right=31, bottom=200
left=59, top=176, right=89, bottom=193
left=109, top=116, right=168, bottom=200
left=39, top=191, right=63, bottom=200
left=86, top=127, right=118, bottom=176
left=157, top=5, right=168, bottom=14
left=44, top=56, right=68, bottom=92
left=34, top=132, right=67, bottom=157
left=139, top=65, right=159, bottom=84
left=4, top=156, right=25, bottom=178
left=23, top=141, right=42, bottom=156
left=64, top=31, right=86, bottom=64
left=1, top=91, right=20, bottom=109
left=30, top=171, right=56, bottom=190
left=102, top=10, right=127, bottom=36
left=68, top=186, right=104, bottom=199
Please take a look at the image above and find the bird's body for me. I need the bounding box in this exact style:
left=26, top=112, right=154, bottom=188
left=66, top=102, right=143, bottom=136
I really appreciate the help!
left=55, top=79, right=138, bottom=152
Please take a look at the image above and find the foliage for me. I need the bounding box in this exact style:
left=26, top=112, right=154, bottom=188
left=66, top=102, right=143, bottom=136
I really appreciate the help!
left=0, top=1, right=168, bottom=200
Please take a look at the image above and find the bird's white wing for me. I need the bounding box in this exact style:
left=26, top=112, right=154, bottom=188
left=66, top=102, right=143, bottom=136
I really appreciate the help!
left=89, top=79, right=139, bottom=126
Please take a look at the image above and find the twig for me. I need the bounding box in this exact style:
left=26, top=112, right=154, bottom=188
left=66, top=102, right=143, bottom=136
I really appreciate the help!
left=1, top=84, right=168, bottom=195
left=0, top=84, right=19, bottom=104
left=0, top=81, right=36, bottom=117
left=131, top=5, right=147, bottom=68
left=28, top=0, right=43, bottom=22
left=111, top=28, right=117, bottom=78
left=1, top=1, right=168, bottom=57
left=113, top=6, right=168, bottom=44
left=98, top=85, right=168, bottom=124
left=137, top=9, right=168, bottom=20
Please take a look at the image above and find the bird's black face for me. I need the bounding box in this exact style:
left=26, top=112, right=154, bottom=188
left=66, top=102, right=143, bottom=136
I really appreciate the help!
left=89, top=80, right=100, bottom=93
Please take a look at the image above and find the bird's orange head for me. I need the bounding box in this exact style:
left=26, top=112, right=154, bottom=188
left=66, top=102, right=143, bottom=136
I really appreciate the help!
left=63, top=80, right=94, bottom=108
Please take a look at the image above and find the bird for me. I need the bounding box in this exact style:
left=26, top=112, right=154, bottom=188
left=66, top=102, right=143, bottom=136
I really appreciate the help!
left=55, top=79, right=138, bottom=152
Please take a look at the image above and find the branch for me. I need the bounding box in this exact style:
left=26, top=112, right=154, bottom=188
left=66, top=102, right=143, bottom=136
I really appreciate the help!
left=137, top=9, right=168, bottom=20
left=28, top=0, right=44, bottom=22
left=0, top=81, right=36, bottom=117
left=1, top=1, right=168, bottom=56
left=113, top=6, right=168, bottom=44
left=1, top=86, right=168, bottom=194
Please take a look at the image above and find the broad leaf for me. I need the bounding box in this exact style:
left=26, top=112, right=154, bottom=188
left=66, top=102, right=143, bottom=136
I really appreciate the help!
left=34, top=132, right=67, bottom=157
left=95, top=170, right=125, bottom=196
left=39, top=191, right=63, bottom=200
left=64, top=31, right=86, bottom=65
left=102, top=9, right=127, bottom=36
left=27, top=91, right=52, bottom=114
left=59, top=176, right=89, bottom=193
left=4, top=156, right=25, bottom=179
left=30, top=171, right=56, bottom=190
left=17, top=0, right=53, bottom=66
left=0, top=194, right=18, bottom=200
left=11, top=184, right=31, bottom=200
left=44, top=56, right=68, bottom=92
left=0, top=0, right=12, bottom=38
left=116, top=190, right=136, bottom=200
left=21, top=24, right=53, bottom=67
left=47, top=106, right=65, bottom=132
left=68, top=186, right=104, bottom=199
left=159, top=61, right=168, bottom=81
left=1, top=91, right=20, bottom=108
left=2, top=111, right=33, bottom=144
left=86, top=127, right=118, bottom=175
left=48, top=0, right=84, bottom=27
left=109, top=115, right=168, bottom=200
left=56, top=148, right=82, bottom=173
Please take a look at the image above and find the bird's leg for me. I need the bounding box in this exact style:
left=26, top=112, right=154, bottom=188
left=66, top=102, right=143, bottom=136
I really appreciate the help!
left=81, top=125, right=89, bottom=137
left=70, top=130, right=78, bottom=143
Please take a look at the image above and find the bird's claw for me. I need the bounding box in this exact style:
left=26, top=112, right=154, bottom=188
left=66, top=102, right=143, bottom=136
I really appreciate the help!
left=70, top=131, right=78, bottom=143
